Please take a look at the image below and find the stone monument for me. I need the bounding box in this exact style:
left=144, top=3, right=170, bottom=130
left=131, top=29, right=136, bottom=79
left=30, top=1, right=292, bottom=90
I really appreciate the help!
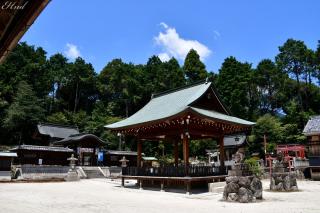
left=223, top=150, right=263, bottom=203
left=270, top=153, right=298, bottom=191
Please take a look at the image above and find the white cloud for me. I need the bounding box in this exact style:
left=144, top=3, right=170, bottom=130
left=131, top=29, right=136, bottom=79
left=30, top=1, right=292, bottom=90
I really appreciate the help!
left=158, top=52, right=171, bottom=62
left=64, top=43, right=81, bottom=60
left=159, top=22, right=168, bottom=29
left=154, top=23, right=211, bottom=61
left=213, top=30, right=221, bottom=39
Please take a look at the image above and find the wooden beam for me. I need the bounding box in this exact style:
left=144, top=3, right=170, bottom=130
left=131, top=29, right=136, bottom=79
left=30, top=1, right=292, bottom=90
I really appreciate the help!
left=0, top=0, right=51, bottom=63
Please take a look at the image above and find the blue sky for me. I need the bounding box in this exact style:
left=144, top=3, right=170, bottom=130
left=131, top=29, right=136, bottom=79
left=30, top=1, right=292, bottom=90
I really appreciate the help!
left=22, top=0, right=320, bottom=73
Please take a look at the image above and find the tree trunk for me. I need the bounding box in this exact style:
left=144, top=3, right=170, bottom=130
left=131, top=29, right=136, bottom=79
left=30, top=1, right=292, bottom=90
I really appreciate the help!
left=74, top=81, right=79, bottom=113
left=295, top=73, right=304, bottom=111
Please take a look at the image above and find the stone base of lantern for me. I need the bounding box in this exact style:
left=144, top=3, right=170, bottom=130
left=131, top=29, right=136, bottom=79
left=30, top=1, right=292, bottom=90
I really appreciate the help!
left=223, top=176, right=263, bottom=203
left=270, top=172, right=298, bottom=191
left=64, top=169, right=80, bottom=182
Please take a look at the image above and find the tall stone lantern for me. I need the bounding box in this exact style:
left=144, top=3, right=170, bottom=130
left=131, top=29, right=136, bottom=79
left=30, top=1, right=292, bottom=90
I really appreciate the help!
left=64, top=154, right=80, bottom=182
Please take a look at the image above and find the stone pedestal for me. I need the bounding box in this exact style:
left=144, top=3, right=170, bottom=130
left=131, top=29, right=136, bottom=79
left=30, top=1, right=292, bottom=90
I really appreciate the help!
left=269, top=156, right=298, bottom=191
left=64, top=169, right=80, bottom=182
left=223, top=176, right=263, bottom=203
left=270, top=172, right=298, bottom=191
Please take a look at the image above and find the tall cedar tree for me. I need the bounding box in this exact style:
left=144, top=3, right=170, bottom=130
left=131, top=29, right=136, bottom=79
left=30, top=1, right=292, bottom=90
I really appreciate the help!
left=3, top=81, right=45, bottom=144
left=255, top=59, right=285, bottom=114
left=215, top=57, right=256, bottom=119
left=183, top=49, right=207, bottom=83
left=276, top=39, right=309, bottom=111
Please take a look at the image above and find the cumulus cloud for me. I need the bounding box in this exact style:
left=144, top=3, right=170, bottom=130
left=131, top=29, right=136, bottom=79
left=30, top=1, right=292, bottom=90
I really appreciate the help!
left=154, top=23, right=211, bottom=61
left=158, top=52, right=171, bottom=62
left=64, top=43, right=81, bottom=60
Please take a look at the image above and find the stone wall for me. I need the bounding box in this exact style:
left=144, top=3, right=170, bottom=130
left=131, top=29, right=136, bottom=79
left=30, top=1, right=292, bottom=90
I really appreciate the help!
left=223, top=176, right=262, bottom=203
left=270, top=172, right=298, bottom=191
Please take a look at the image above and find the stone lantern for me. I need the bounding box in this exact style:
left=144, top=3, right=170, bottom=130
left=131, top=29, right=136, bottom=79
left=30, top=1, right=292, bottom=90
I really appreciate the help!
left=67, top=154, right=78, bottom=171
left=119, top=156, right=129, bottom=167
left=65, top=154, right=80, bottom=182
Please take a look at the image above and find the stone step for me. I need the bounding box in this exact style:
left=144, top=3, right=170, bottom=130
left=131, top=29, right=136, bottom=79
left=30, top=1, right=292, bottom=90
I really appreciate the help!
left=208, top=182, right=226, bottom=193
left=82, top=167, right=105, bottom=179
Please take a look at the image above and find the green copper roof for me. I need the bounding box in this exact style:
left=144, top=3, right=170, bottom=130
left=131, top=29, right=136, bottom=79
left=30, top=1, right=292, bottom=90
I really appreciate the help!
left=189, top=107, right=255, bottom=126
left=105, top=81, right=254, bottom=130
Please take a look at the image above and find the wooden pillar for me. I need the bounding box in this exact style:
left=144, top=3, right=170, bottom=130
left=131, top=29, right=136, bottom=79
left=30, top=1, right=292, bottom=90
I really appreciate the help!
left=182, top=134, right=189, bottom=175
left=219, top=135, right=225, bottom=170
left=137, top=141, right=142, bottom=168
left=174, top=140, right=179, bottom=167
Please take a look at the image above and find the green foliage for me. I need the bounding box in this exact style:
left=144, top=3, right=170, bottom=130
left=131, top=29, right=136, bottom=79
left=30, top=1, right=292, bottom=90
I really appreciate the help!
left=46, top=112, right=69, bottom=124
left=266, top=143, right=276, bottom=153
left=253, top=114, right=282, bottom=144
left=249, top=114, right=282, bottom=156
left=183, top=49, right=207, bottom=83
left=216, top=56, right=257, bottom=119
left=255, top=59, right=286, bottom=114
left=0, top=40, right=319, bottom=159
left=275, top=39, right=317, bottom=113
left=157, top=155, right=173, bottom=166
left=3, top=81, right=45, bottom=144
left=244, top=158, right=262, bottom=177
left=249, top=114, right=307, bottom=157
left=189, top=139, right=217, bottom=157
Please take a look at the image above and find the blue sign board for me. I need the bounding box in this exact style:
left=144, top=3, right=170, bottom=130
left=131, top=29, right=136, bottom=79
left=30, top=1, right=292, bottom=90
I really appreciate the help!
left=98, top=152, right=104, bottom=162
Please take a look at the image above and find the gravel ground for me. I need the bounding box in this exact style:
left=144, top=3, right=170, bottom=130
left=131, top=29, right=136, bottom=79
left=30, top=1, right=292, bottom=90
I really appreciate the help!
left=0, top=179, right=319, bottom=213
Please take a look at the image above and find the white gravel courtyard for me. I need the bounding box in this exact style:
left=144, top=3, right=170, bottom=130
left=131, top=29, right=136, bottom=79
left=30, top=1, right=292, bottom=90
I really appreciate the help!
left=0, top=179, right=319, bottom=213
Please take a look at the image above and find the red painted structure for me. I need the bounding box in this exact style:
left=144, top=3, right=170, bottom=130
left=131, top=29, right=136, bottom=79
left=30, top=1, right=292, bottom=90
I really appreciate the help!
left=276, top=144, right=306, bottom=159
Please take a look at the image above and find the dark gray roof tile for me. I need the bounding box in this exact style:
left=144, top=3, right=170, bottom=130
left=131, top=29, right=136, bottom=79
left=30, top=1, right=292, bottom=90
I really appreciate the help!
left=37, top=123, right=79, bottom=139
left=303, top=116, right=320, bottom=135
left=10, top=145, right=73, bottom=152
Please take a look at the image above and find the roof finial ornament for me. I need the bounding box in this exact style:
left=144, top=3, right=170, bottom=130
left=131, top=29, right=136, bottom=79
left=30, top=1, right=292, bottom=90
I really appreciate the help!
left=205, top=77, right=209, bottom=84
left=151, top=93, right=155, bottom=99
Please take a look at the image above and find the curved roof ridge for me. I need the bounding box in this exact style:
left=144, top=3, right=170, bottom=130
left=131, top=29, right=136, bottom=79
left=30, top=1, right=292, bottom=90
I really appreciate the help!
left=105, top=82, right=211, bottom=129
left=152, top=79, right=209, bottom=99
left=38, top=122, right=78, bottom=130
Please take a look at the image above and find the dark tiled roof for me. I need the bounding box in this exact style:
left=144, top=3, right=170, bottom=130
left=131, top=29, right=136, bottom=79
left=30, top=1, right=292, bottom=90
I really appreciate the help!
left=53, top=134, right=106, bottom=146
left=10, top=145, right=73, bottom=153
left=37, top=123, right=79, bottom=139
left=303, top=116, right=320, bottom=135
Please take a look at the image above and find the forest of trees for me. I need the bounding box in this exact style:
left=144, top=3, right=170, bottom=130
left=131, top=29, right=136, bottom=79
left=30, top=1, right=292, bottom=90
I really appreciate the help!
left=0, top=39, right=320, bottom=158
